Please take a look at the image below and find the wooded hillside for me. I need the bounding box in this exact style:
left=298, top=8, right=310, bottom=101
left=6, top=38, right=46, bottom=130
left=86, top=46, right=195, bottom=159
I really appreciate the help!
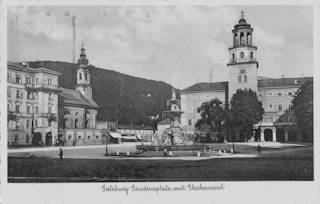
left=29, top=61, right=180, bottom=128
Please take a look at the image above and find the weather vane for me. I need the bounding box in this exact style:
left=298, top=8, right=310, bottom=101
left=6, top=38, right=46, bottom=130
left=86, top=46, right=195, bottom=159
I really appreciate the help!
left=241, top=10, right=245, bottom=19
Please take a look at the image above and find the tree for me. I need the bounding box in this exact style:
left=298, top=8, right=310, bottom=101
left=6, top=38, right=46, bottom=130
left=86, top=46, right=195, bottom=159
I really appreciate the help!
left=195, top=98, right=225, bottom=141
left=292, top=80, right=313, bottom=141
left=225, top=89, right=264, bottom=141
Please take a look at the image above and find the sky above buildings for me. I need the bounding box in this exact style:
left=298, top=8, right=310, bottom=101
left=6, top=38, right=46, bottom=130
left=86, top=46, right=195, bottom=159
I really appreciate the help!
left=7, top=5, right=313, bottom=89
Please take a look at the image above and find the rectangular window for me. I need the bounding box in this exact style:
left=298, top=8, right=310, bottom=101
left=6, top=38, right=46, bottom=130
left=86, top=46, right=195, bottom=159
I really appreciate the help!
left=16, top=75, right=21, bottom=83
left=278, top=117, right=283, bottom=123
left=35, top=78, right=39, bottom=85
left=244, top=76, right=247, bottom=82
left=16, top=105, right=20, bottom=113
left=27, top=106, right=31, bottom=114
left=27, top=92, right=32, bottom=99
left=288, top=117, right=293, bottom=122
left=269, top=118, right=274, bottom=122
left=7, top=73, right=11, bottom=82
left=288, top=92, right=293, bottom=96
left=268, top=104, right=273, bottom=110
left=47, top=78, right=53, bottom=85
left=289, top=104, right=293, bottom=110
left=188, top=119, right=192, bottom=126
left=35, top=106, right=38, bottom=114
left=268, top=92, right=273, bottom=96
left=238, top=76, right=242, bottom=83
left=16, top=119, right=20, bottom=128
left=258, top=93, right=263, bottom=97
left=16, top=90, right=20, bottom=98
left=278, top=92, right=282, bottom=96
left=187, top=95, right=192, bottom=99
left=7, top=88, right=11, bottom=97
left=278, top=104, right=283, bottom=111
left=35, top=119, right=38, bottom=127
left=197, top=107, right=201, bottom=113
left=187, top=106, right=193, bottom=113
left=26, top=77, right=31, bottom=84
left=26, top=120, right=30, bottom=128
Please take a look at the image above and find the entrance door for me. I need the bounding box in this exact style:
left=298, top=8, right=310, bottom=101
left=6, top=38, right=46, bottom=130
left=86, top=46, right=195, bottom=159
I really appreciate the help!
left=46, top=132, right=52, bottom=146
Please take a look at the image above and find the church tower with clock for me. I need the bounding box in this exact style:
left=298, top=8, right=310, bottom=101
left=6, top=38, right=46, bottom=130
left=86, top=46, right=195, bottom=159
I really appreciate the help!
left=227, top=11, right=258, bottom=100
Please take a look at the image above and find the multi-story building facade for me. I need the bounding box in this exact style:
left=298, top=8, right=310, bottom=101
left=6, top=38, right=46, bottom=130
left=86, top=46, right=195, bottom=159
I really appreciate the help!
left=57, top=45, right=101, bottom=146
left=7, top=45, right=106, bottom=147
left=7, top=61, right=60, bottom=146
left=180, top=13, right=313, bottom=142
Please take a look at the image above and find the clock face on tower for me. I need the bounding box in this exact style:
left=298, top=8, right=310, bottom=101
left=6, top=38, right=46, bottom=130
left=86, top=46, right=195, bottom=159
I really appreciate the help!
left=240, top=52, right=244, bottom=58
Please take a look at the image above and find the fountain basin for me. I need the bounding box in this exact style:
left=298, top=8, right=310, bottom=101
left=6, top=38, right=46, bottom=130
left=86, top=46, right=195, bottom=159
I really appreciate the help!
left=136, top=144, right=211, bottom=152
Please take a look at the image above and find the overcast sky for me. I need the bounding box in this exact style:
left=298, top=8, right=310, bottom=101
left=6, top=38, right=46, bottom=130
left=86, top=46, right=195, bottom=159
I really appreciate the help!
left=7, top=5, right=313, bottom=89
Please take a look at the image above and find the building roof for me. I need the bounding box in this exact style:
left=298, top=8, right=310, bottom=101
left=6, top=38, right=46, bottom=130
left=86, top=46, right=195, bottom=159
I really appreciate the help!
left=118, top=125, right=153, bottom=130
left=58, top=87, right=98, bottom=108
left=180, top=77, right=313, bottom=93
left=8, top=61, right=61, bottom=75
left=181, top=82, right=228, bottom=93
left=157, top=118, right=181, bottom=125
left=258, top=77, right=313, bottom=88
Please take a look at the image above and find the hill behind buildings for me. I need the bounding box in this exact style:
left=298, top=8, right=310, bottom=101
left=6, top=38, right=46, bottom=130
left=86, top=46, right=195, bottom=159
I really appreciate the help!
left=29, top=61, right=179, bottom=128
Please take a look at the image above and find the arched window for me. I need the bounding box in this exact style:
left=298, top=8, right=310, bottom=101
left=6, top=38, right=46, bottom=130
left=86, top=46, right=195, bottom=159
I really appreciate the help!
left=234, top=33, right=238, bottom=45
left=75, top=118, right=78, bottom=128
left=79, top=73, right=82, bottom=80
left=250, top=52, right=253, bottom=59
left=232, top=53, right=235, bottom=60
left=240, top=32, right=245, bottom=45
left=247, top=32, right=251, bottom=45
left=85, top=73, right=88, bottom=80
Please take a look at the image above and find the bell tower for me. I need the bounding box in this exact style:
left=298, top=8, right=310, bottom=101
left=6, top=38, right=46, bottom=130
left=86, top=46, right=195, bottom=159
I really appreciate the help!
left=76, top=43, right=92, bottom=98
left=227, top=11, right=258, bottom=100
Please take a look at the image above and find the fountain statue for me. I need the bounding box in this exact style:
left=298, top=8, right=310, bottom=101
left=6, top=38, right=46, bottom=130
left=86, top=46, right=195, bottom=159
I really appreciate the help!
left=151, top=88, right=195, bottom=146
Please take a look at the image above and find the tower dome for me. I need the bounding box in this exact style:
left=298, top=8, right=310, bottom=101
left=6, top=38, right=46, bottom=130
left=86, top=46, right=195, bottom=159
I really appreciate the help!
left=78, top=43, right=89, bottom=66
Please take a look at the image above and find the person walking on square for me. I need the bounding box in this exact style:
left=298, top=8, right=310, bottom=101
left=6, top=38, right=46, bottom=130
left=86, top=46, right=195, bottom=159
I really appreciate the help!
left=163, top=149, right=167, bottom=158
left=59, top=148, right=63, bottom=161
left=258, top=144, right=261, bottom=154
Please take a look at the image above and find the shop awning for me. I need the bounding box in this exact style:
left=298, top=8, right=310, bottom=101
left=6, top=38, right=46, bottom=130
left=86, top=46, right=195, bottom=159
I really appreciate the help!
left=109, top=132, right=122, bottom=138
left=122, top=136, right=136, bottom=140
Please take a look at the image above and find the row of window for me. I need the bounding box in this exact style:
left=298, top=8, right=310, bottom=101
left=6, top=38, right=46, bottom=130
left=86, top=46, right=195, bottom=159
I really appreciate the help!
left=8, top=73, right=54, bottom=85
left=266, top=103, right=293, bottom=111
left=186, top=116, right=295, bottom=127
left=238, top=75, right=247, bottom=83
left=67, top=135, right=100, bottom=141
left=79, top=73, right=89, bottom=80
left=186, top=95, right=221, bottom=100
left=13, top=118, right=47, bottom=128
left=263, top=117, right=294, bottom=123
left=258, top=92, right=293, bottom=97
left=8, top=104, right=52, bottom=114
left=119, top=130, right=153, bottom=134
left=7, top=88, right=54, bottom=100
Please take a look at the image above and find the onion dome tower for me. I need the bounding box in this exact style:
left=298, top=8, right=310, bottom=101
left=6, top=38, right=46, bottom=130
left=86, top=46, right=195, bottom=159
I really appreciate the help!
left=76, top=43, right=92, bottom=98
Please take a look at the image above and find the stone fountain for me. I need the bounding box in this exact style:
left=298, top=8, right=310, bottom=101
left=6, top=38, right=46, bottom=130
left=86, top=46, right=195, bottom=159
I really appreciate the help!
left=151, top=88, right=195, bottom=146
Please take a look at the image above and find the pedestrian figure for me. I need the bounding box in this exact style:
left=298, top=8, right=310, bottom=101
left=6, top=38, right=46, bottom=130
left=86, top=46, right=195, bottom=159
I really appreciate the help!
left=59, top=148, right=63, bottom=161
left=163, top=149, right=167, bottom=158
left=258, top=144, right=261, bottom=153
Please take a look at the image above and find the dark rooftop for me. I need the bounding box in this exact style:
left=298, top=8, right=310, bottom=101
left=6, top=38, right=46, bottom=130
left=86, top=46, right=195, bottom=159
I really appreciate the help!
left=258, top=77, right=313, bottom=88
left=58, top=87, right=98, bottom=108
left=181, top=82, right=228, bottom=92
left=118, top=125, right=153, bottom=130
